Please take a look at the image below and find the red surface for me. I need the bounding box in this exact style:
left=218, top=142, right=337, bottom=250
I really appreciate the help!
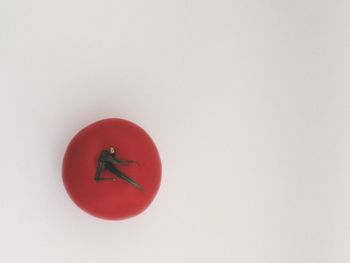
left=62, top=118, right=161, bottom=220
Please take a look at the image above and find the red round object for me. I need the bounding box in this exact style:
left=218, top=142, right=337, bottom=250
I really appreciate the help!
left=62, top=118, right=161, bottom=220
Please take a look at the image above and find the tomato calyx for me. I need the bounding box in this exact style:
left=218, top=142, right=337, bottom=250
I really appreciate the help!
left=95, top=147, right=143, bottom=191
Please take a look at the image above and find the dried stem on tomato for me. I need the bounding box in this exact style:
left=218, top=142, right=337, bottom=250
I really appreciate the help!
left=95, top=147, right=143, bottom=191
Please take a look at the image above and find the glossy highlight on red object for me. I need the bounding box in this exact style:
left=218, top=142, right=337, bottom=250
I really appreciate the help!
left=62, top=118, right=161, bottom=220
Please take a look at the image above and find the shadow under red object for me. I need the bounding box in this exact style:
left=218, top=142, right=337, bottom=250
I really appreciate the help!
left=62, top=118, right=162, bottom=220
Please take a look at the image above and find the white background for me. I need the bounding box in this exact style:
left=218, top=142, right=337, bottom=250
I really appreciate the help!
left=1, top=0, right=350, bottom=262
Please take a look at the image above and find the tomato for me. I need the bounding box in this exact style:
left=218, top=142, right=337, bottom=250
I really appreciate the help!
left=62, top=118, right=161, bottom=220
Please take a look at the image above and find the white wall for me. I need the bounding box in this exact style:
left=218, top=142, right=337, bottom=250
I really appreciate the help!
left=1, top=0, right=350, bottom=262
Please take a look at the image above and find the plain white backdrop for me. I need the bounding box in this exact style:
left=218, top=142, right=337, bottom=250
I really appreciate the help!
left=1, top=0, right=350, bottom=262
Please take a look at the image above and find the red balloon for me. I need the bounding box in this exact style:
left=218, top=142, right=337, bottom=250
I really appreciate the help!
left=62, top=118, right=161, bottom=220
